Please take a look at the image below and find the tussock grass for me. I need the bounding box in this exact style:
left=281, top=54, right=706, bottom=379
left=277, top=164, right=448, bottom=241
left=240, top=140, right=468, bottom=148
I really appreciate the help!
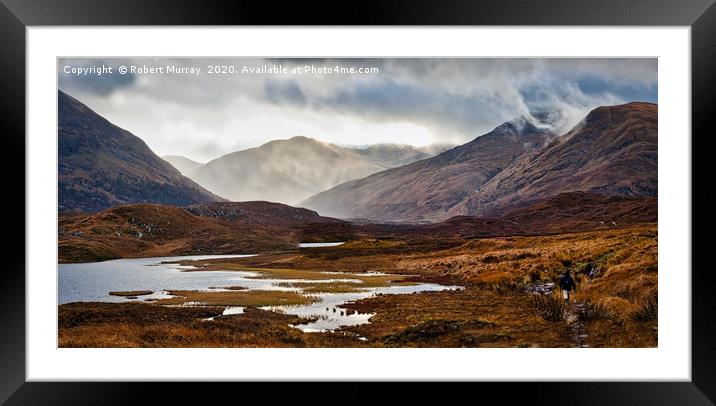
left=632, top=291, right=658, bottom=321
left=59, top=303, right=365, bottom=348
left=580, top=297, right=631, bottom=323
left=532, top=294, right=566, bottom=321
left=392, top=224, right=657, bottom=345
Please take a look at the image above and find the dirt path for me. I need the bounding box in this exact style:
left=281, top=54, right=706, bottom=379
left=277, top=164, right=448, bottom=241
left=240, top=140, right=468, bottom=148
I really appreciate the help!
left=565, top=302, right=589, bottom=348
left=526, top=283, right=590, bottom=347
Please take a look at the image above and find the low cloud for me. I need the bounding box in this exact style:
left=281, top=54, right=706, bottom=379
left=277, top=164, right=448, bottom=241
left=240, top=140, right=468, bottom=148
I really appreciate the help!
left=57, top=57, right=657, bottom=161
left=265, top=80, right=307, bottom=105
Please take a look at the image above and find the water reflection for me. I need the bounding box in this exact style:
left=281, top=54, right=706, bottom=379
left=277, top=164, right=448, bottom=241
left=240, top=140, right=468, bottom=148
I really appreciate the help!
left=59, top=254, right=461, bottom=332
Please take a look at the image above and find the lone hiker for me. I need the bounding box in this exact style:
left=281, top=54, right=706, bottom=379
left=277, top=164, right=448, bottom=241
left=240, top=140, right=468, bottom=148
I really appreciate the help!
left=559, top=269, right=577, bottom=304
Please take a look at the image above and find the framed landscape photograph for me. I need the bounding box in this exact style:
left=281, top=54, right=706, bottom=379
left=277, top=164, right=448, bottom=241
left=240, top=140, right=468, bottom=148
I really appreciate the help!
left=3, top=0, right=714, bottom=404
left=54, top=56, right=661, bottom=349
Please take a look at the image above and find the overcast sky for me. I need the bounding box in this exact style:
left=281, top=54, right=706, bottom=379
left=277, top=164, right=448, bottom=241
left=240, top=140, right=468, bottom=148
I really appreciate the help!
left=58, top=58, right=657, bottom=163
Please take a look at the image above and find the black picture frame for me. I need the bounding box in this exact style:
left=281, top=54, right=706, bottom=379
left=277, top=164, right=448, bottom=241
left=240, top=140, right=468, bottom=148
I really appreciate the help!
left=2, top=0, right=712, bottom=404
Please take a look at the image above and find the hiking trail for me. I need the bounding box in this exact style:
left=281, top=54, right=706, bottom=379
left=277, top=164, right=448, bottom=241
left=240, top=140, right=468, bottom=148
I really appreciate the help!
left=565, top=301, right=589, bottom=348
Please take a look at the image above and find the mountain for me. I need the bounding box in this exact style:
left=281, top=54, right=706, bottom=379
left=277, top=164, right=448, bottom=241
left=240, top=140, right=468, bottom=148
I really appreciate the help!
left=190, top=136, right=384, bottom=205
left=348, top=143, right=451, bottom=169
left=423, top=192, right=657, bottom=238
left=162, top=155, right=203, bottom=175
left=58, top=201, right=351, bottom=263
left=188, top=137, right=448, bottom=206
left=58, top=91, right=224, bottom=213
left=301, top=117, right=555, bottom=222
left=303, top=102, right=657, bottom=223
left=454, top=102, right=657, bottom=216
left=351, top=192, right=657, bottom=242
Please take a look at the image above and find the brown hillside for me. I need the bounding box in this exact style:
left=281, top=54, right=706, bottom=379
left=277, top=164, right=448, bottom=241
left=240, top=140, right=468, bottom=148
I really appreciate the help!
left=302, top=117, right=554, bottom=222
left=58, top=202, right=350, bottom=263
left=457, top=102, right=657, bottom=216
left=58, top=91, right=224, bottom=213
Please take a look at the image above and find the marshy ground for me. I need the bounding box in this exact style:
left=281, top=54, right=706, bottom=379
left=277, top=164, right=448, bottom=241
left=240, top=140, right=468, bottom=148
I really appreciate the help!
left=58, top=223, right=657, bottom=348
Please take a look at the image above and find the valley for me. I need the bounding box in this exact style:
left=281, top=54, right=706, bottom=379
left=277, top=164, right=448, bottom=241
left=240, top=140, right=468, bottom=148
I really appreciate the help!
left=56, top=89, right=659, bottom=348
left=59, top=223, right=657, bottom=348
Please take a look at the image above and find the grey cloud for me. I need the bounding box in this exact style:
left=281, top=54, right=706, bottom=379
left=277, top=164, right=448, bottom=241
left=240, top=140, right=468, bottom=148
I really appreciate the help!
left=324, top=80, right=511, bottom=138
left=257, top=58, right=655, bottom=140
left=58, top=58, right=137, bottom=96
left=265, top=80, right=307, bottom=105
left=57, top=57, right=658, bottom=160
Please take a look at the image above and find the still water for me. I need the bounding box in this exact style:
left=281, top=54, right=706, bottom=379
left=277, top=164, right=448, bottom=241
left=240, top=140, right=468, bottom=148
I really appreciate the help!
left=298, top=242, right=345, bottom=248
left=58, top=255, right=257, bottom=304
left=59, top=252, right=460, bottom=332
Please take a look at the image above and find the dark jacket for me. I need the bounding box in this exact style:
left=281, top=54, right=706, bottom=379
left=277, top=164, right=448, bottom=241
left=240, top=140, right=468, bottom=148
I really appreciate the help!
left=559, top=274, right=577, bottom=291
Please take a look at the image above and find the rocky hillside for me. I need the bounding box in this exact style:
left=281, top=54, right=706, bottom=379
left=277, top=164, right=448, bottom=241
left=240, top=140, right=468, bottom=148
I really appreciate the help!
left=302, top=117, right=554, bottom=222
left=455, top=102, right=657, bottom=216
left=58, top=91, right=224, bottom=213
left=303, top=103, right=657, bottom=222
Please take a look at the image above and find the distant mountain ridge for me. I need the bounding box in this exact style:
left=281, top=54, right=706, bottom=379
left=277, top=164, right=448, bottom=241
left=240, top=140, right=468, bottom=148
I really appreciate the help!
left=189, top=136, right=382, bottom=205
left=347, top=143, right=451, bottom=168
left=188, top=136, right=447, bottom=205
left=58, top=91, right=224, bottom=213
left=302, top=102, right=657, bottom=223
left=301, top=116, right=555, bottom=221
left=162, top=155, right=203, bottom=175
left=58, top=90, right=657, bottom=226
left=454, top=102, right=657, bottom=217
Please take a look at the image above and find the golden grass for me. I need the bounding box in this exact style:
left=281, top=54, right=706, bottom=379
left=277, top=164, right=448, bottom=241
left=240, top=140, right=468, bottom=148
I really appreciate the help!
left=343, top=287, right=569, bottom=347
left=383, top=224, right=657, bottom=346
left=60, top=224, right=657, bottom=348
left=108, top=290, right=153, bottom=297
left=185, top=263, right=412, bottom=293
left=156, top=290, right=317, bottom=307
left=337, top=239, right=407, bottom=250
left=193, top=264, right=335, bottom=279
left=59, top=304, right=370, bottom=348
left=276, top=279, right=419, bottom=294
